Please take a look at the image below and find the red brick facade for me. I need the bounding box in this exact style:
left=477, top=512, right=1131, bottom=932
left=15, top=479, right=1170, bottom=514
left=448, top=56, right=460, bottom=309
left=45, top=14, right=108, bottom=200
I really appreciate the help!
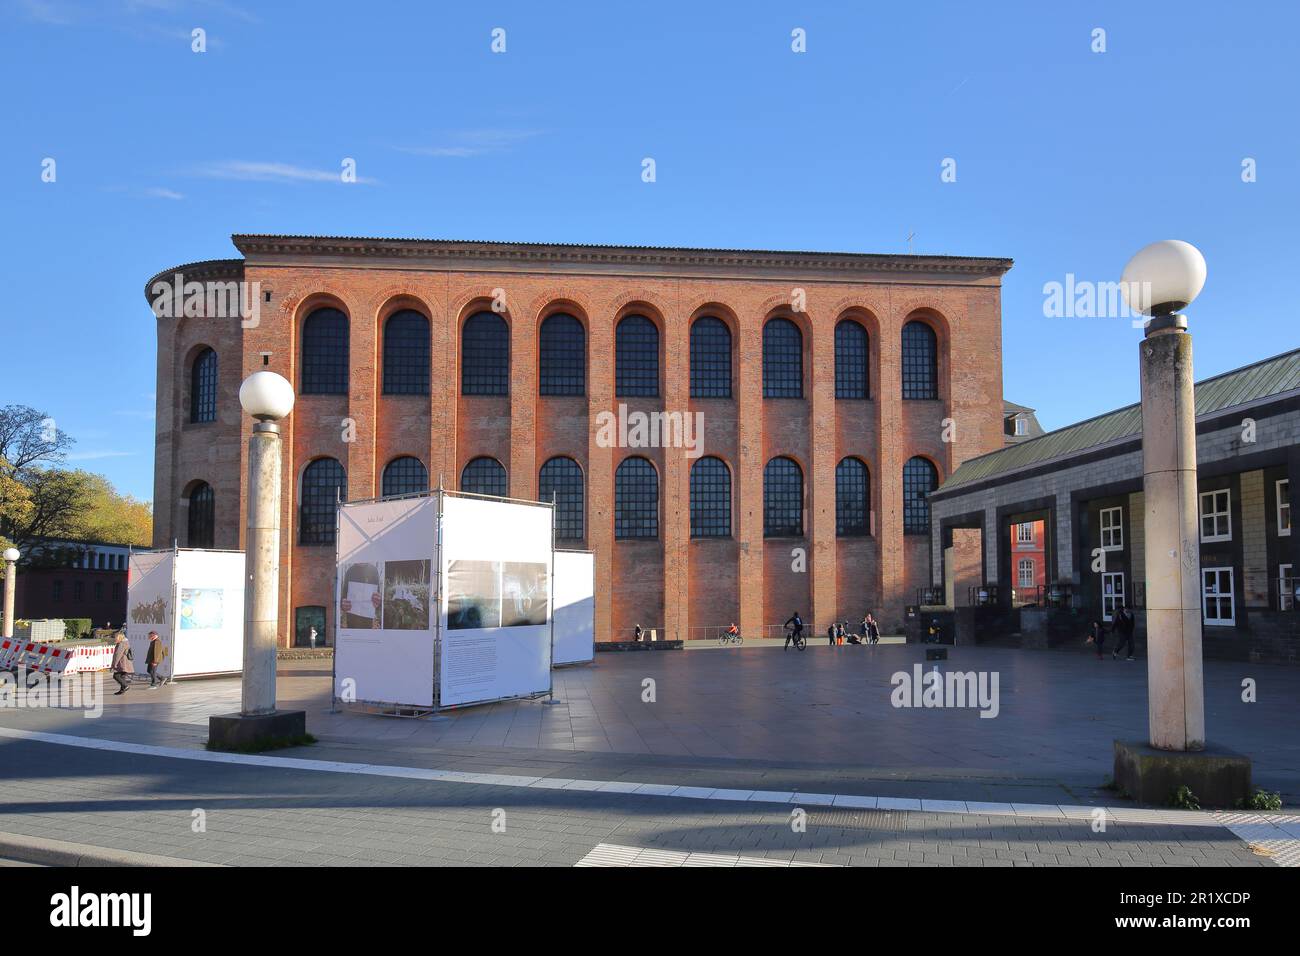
left=147, top=237, right=1011, bottom=645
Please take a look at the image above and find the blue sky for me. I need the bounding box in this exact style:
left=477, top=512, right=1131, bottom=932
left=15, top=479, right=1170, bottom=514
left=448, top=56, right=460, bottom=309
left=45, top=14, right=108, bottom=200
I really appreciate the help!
left=2, top=0, right=1297, bottom=503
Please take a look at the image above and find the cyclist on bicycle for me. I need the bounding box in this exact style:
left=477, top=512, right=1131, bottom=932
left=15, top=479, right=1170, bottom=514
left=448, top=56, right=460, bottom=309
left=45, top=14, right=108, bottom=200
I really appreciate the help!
left=783, top=611, right=804, bottom=650
left=726, top=622, right=739, bottom=639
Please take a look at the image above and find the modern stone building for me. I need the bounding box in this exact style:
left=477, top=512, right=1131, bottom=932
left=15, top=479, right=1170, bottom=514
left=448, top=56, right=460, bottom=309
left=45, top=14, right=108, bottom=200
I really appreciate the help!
left=145, top=235, right=1011, bottom=645
left=929, top=348, right=1300, bottom=661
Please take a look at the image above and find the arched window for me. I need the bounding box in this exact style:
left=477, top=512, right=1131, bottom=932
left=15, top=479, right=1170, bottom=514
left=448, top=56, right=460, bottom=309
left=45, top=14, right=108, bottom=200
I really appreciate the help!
left=190, top=348, right=218, bottom=423
left=614, top=456, right=658, bottom=539
left=902, top=320, right=938, bottom=400
left=300, top=458, right=346, bottom=545
left=903, top=456, right=938, bottom=534
left=301, top=307, right=349, bottom=395
left=187, top=482, right=214, bottom=548
left=538, top=314, right=586, bottom=396
left=381, top=456, right=428, bottom=497
left=615, top=315, right=659, bottom=397
left=763, top=457, right=803, bottom=537
left=690, top=317, right=732, bottom=398
left=539, top=456, right=584, bottom=540
left=461, top=312, right=509, bottom=395
left=383, top=310, right=430, bottom=395
left=763, top=318, right=802, bottom=398
left=461, top=456, right=507, bottom=497
left=690, top=456, right=731, bottom=538
left=835, top=320, right=869, bottom=399
left=835, top=457, right=870, bottom=537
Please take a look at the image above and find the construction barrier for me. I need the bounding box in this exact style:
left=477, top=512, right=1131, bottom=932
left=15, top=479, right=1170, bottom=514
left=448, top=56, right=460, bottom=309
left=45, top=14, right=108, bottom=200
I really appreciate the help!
left=0, top=640, right=115, bottom=675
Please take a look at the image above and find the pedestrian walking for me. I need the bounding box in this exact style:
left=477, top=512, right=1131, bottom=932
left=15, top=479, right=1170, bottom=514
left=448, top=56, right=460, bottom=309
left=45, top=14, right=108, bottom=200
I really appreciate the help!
left=145, top=630, right=163, bottom=688
left=864, top=613, right=881, bottom=644
left=827, top=622, right=837, bottom=646
left=1086, top=618, right=1107, bottom=660
left=634, top=623, right=643, bottom=643
left=1111, top=605, right=1137, bottom=660
left=111, top=633, right=133, bottom=696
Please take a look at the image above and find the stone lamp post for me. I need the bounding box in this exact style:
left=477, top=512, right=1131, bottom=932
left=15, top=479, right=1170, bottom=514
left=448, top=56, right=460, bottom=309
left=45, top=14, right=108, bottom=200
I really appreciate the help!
left=1113, top=240, right=1250, bottom=806
left=208, top=371, right=309, bottom=750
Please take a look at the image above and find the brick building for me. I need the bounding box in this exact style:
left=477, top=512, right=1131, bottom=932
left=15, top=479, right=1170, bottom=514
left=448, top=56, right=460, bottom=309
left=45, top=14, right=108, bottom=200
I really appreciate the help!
left=11, top=538, right=131, bottom=628
left=146, top=235, right=1011, bottom=646
left=929, top=348, right=1299, bottom=662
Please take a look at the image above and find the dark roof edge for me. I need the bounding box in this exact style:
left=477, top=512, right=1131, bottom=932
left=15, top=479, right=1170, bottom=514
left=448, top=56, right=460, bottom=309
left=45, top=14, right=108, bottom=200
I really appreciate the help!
left=143, top=259, right=244, bottom=303
left=948, top=346, right=1300, bottom=475
left=229, top=233, right=1014, bottom=276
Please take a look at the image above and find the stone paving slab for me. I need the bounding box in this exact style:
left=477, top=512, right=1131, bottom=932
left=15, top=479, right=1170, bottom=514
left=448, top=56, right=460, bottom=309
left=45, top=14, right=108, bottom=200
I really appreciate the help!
left=0, top=736, right=1280, bottom=868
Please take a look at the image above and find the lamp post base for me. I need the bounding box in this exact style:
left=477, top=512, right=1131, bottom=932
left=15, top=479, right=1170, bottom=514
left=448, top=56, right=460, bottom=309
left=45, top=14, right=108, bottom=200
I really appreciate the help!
left=208, top=710, right=308, bottom=752
left=1113, top=740, right=1251, bottom=808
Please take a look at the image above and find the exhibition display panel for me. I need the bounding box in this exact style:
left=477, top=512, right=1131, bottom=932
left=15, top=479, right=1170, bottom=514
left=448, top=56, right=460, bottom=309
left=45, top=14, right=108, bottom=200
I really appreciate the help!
left=332, top=489, right=557, bottom=713
left=126, top=548, right=246, bottom=680
left=552, top=549, right=595, bottom=666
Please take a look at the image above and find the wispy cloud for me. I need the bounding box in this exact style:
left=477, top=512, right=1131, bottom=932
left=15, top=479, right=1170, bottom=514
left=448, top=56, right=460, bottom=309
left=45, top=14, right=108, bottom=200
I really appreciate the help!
left=143, top=186, right=184, bottom=200
left=67, top=450, right=133, bottom=461
left=395, top=129, right=543, bottom=158
left=191, top=160, right=376, bottom=184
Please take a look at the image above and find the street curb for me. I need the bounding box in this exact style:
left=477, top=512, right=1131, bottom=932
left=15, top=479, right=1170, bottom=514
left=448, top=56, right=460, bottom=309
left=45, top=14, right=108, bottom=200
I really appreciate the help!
left=0, top=830, right=223, bottom=867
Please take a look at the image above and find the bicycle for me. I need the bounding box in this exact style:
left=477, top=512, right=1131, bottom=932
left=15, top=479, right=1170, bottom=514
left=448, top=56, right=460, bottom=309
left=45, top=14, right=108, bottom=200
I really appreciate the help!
left=717, top=631, right=743, bottom=647
left=784, top=624, right=806, bottom=651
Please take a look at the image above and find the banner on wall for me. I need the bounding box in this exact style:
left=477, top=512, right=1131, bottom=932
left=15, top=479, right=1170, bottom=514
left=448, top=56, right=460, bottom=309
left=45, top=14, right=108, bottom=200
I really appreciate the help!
left=127, top=549, right=244, bottom=679
left=333, top=495, right=439, bottom=709
left=127, top=551, right=174, bottom=676
left=552, top=550, right=595, bottom=666
left=439, top=493, right=554, bottom=707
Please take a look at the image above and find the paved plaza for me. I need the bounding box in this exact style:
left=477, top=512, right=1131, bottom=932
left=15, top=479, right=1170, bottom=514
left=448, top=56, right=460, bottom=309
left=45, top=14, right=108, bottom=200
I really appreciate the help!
left=0, top=644, right=1296, bottom=866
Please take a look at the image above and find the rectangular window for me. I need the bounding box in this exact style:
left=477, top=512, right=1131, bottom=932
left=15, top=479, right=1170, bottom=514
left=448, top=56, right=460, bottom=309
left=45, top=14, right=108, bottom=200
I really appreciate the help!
left=94, top=582, right=103, bottom=601
left=1278, top=479, right=1291, bottom=536
left=1016, top=523, right=1034, bottom=545
left=1199, top=489, right=1231, bottom=542
left=1281, top=564, right=1293, bottom=612
left=1100, top=506, right=1123, bottom=551
left=1017, top=558, right=1035, bottom=589
left=1202, top=567, right=1235, bottom=626
left=1014, top=418, right=1027, bottom=436
left=1101, top=572, right=1125, bottom=622
left=52, top=581, right=63, bottom=602
left=74, top=581, right=83, bottom=601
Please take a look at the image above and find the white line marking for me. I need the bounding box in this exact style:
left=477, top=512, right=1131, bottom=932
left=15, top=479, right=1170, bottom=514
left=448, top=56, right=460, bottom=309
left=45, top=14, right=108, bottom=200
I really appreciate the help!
left=0, top=726, right=1268, bottom=840
left=574, top=842, right=835, bottom=867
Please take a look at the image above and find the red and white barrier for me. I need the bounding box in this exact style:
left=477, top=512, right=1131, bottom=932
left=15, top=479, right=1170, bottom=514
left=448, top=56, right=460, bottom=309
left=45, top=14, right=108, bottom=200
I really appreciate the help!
left=0, top=641, right=114, bottom=675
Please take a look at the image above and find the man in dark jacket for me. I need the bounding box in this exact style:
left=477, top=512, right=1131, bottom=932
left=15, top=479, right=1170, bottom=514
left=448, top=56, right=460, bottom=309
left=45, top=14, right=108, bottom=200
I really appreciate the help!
left=1111, top=606, right=1137, bottom=660
left=784, top=612, right=803, bottom=650
left=145, top=631, right=164, bottom=687
left=111, top=634, right=133, bottom=695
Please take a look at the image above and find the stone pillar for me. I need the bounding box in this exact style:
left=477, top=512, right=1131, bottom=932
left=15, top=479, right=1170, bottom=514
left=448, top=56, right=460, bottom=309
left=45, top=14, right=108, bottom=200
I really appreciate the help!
left=243, top=422, right=282, bottom=716
left=2, top=557, right=16, bottom=638
left=1139, top=326, right=1204, bottom=751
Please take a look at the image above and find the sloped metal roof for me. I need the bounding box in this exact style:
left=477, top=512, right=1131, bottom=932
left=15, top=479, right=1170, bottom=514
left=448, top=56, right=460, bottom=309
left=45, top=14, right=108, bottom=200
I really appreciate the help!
left=939, top=347, right=1300, bottom=494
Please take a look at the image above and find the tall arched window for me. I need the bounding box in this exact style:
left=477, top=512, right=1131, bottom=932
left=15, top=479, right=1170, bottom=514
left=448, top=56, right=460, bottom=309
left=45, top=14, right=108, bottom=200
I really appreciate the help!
left=539, top=456, right=584, bottom=540
left=300, top=458, right=346, bottom=545
left=186, top=482, right=214, bottom=548
left=835, top=457, right=870, bottom=537
left=615, top=315, right=659, bottom=397
left=538, top=314, right=586, bottom=396
left=461, top=456, right=507, bottom=497
left=461, top=312, right=509, bottom=395
left=614, top=456, right=658, bottom=539
left=301, top=307, right=349, bottom=394
left=690, top=456, right=731, bottom=538
left=902, top=320, right=938, bottom=400
left=763, top=318, right=802, bottom=398
left=381, top=456, right=428, bottom=497
left=835, top=319, right=869, bottom=399
left=190, top=348, right=218, bottom=423
left=690, top=317, right=732, bottom=398
left=903, top=456, right=938, bottom=534
left=764, top=456, right=803, bottom=537
left=383, top=310, right=430, bottom=395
